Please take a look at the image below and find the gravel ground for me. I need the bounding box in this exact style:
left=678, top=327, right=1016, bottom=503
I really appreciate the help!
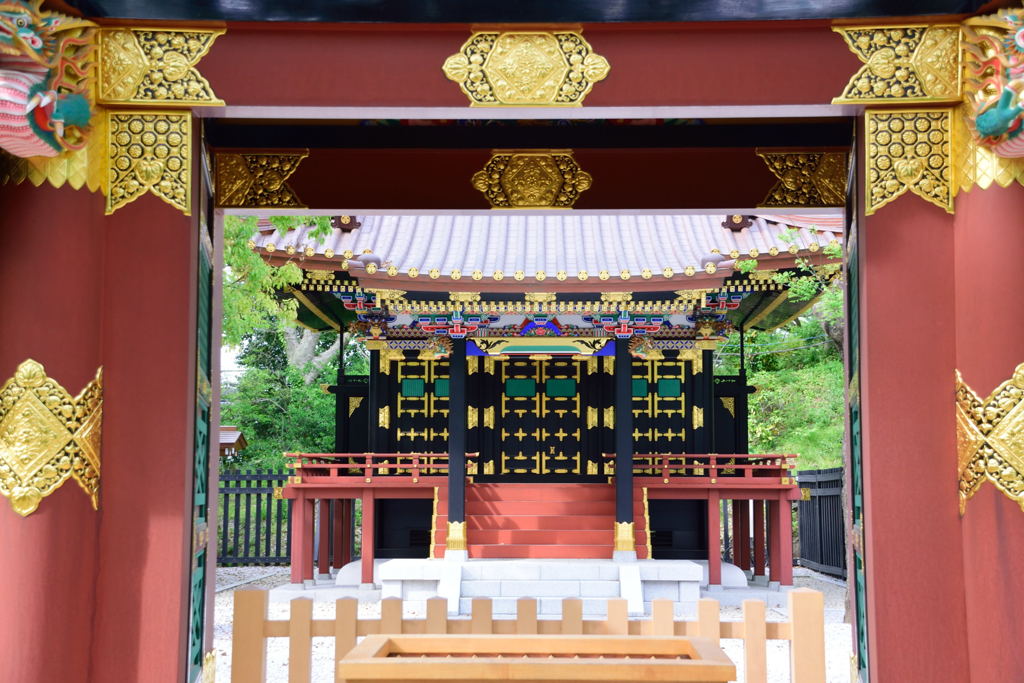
left=214, top=567, right=852, bottom=682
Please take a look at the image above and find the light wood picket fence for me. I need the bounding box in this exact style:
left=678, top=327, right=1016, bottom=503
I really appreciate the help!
left=231, top=588, right=825, bottom=683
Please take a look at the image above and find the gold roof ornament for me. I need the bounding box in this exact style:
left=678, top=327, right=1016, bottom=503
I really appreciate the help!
left=757, top=150, right=848, bottom=207
left=832, top=25, right=961, bottom=104
left=442, top=31, right=609, bottom=106
left=214, top=152, right=308, bottom=208
left=472, top=149, right=592, bottom=208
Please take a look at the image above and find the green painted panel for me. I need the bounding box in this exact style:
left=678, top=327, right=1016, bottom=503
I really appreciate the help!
left=632, top=378, right=649, bottom=397
left=401, top=378, right=426, bottom=397
left=545, top=378, right=577, bottom=397
left=657, top=378, right=682, bottom=398
left=505, top=378, right=537, bottom=397
left=434, top=378, right=450, bottom=397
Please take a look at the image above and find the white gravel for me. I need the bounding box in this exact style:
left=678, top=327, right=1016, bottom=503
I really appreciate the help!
left=214, top=567, right=852, bottom=682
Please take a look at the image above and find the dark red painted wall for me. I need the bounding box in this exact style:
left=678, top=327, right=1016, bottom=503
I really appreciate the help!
left=0, top=185, right=103, bottom=683
left=860, top=196, right=971, bottom=681
left=954, top=185, right=1024, bottom=682
left=201, top=23, right=857, bottom=107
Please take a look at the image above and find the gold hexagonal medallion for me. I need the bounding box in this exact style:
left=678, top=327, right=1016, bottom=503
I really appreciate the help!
left=472, top=150, right=592, bottom=208
left=443, top=31, right=609, bottom=106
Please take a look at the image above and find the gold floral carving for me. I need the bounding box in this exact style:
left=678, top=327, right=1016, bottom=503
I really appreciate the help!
left=378, top=406, right=390, bottom=430
left=524, top=292, right=557, bottom=303
left=472, top=150, right=591, bottom=208
left=106, top=111, right=191, bottom=215
left=756, top=150, right=848, bottom=207
left=953, top=106, right=1024, bottom=193
left=613, top=521, right=635, bottom=552
left=692, top=406, right=704, bottom=430
left=446, top=520, right=468, bottom=551
left=98, top=28, right=223, bottom=105
left=0, top=360, right=102, bottom=517
left=956, top=363, right=1024, bottom=515
left=214, top=152, right=308, bottom=209
left=865, top=109, right=953, bottom=215
left=833, top=25, right=961, bottom=103
left=442, top=31, right=609, bottom=106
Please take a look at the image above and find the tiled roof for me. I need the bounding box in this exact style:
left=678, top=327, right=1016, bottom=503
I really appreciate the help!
left=253, top=214, right=841, bottom=291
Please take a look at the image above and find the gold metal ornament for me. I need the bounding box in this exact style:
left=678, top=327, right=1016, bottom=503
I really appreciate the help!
left=956, top=363, right=1024, bottom=514
left=865, top=109, right=953, bottom=215
left=953, top=107, right=1024, bottom=193
left=613, top=521, right=635, bottom=552
left=442, top=31, right=609, bottom=106
left=446, top=520, right=468, bottom=551
left=757, top=150, right=848, bottom=207
left=0, top=360, right=102, bottom=517
left=378, top=406, right=390, bottom=430
left=832, top=25, right=961, bottom=103
left=106, top=111, right=191, bottom=215
left=472, top=150, right=592, bottom=208
left=214, top=152, right=308, bottom=208
left=98, top=28, right=224, bottom=105
left=693, top=406, right=704, bottom=429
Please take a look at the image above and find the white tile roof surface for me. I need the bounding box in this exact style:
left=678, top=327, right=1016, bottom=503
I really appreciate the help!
left=254, top=214, right=841, bottom=282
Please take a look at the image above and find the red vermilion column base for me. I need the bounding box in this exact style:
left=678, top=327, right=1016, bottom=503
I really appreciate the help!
left=707, top=493, right=721, bottom=586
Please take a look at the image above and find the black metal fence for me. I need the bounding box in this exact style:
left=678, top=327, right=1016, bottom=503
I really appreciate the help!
left=796, top=467, right=846, bottom=579
left=218, top=469, right=291, bottom=566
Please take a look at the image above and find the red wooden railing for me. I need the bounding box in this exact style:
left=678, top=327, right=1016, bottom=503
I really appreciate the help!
left=284, top=452, right=450, bottom=484
left=602, top=453, right=797, bottom=486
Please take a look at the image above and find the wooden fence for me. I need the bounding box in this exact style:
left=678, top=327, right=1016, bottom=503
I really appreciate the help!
left=218, top=470, right=291, bottom=566
left=796, top=467, right=846, bottom=579
left=231, top=589, right=825, bottom=683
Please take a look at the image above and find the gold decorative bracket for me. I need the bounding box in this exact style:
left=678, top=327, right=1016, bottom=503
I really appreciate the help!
left=214, top=151, right=308, bottom=208
left=472, top=149, right=592, bottom=208
left=98, top=28, right=224, bottom=106
left=757, top=150, right=849, bottom=207
left=106, top=111, right=192, bottom=215
left=832, top=25, right=961, bottom=104
left=0, top=360, right=102, bottom=517
left=865, top=109, right=953, bottom=215
left=443, top=31, right=609, bottom=106
left=956, top=363, right=1024, bottom=515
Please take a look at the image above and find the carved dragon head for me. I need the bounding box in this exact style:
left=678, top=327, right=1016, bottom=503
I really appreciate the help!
left=964, top=9, right=1024, bottom=154
left=0, top=0, right=93, bottom=67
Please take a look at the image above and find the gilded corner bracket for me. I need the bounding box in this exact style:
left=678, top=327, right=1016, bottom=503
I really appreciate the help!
left=756, top=149, right=848, bottom=207
left=106, top=111, right=192, bottom=215
left=865, top=109, right=953, bottom=215
left=472, top=149, right=592, bottom=208
left=832, top=25, right=962, bottom=104
left=443, top=30, right=609, bottom=106
left=956, top=363, right=1024, bottom=515
left=613, top=521, right=635, bottom=552
left=214, top=152, right=309, bottom=208
left=0, top=360, right=102, bottom=517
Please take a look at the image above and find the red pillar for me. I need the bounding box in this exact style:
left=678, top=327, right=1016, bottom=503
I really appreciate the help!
left=860, top=195, right=969, bottom=682
left=332, top=499, right=346, bottom=569
left=767, top=500, right=780, bottom=583
left=361, top=490, right=376, bottom=585
left=290, top=493, right=307, bottom=584
left=953, top=186, right=1024, bottom=683
left=772, top=496, right=793, bottom=585
left=0, top=185, right=103, bottom=683
left=737, top=501, right=751, bottom=571
left=317, top=499, right=330, bottom=577
left=707, top=493, right=721, bottom=586
left=753, top=500, right=766, bottom=577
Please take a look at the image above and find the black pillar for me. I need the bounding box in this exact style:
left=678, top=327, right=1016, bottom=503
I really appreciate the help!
left=693, top=347, right=715, bottom=453
left=614, top=339, right=634, bottom=524
left=447, top=338, right=467, bottom=524
left=367, top=349, right=380, bottom=452
left=333, top=341, right=346, bottom=453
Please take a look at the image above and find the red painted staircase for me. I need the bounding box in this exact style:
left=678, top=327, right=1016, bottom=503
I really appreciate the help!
left=432, top=483, right=649, bottom=559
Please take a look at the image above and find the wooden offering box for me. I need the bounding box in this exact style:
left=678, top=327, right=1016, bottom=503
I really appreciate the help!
left=337, top=633, right=737, bottom=683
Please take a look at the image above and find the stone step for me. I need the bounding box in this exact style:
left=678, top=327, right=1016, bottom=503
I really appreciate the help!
left=458, top=597, right=615, bottom=617
left=460, top=578, right=621, bottom=598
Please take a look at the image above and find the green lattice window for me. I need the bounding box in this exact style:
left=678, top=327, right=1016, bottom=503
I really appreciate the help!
left=401, top=378, right=426, bottom=397
left=505, top=378, right=536, bottom=397
left=657, top=378, right=682, bottom=397
left=545, top=378, right=577, bottom=397
left=632, top=378, right=649, bottom=397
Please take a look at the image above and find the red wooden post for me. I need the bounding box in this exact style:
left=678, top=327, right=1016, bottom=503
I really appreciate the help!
left=361, top=490, right=376, bottom=585
left=753, top=500, right=766, bottom=577
left=737, top=501, right=751, bottom=571
left=707, top=492, right=721, bottom=586
left=290, top=493, right=307, bottom=584
left=768, top=499, right=782, bottom=584
left=731, top=499, right=741, bottom=567
left=773, top=495, right=793, bottom=585
left=332, top=500, right=345, bottom=569
left=317, top=499, right=330, bottom=577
